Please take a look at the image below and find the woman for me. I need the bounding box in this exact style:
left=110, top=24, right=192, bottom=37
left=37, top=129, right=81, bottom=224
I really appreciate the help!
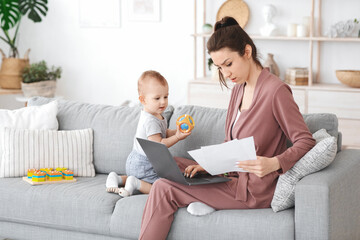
left=139, top=17, right=316, bottom=240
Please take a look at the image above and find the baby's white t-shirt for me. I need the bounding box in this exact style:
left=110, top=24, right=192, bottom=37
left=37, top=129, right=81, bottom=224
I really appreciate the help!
left=133, top=110, right=167, bottom=156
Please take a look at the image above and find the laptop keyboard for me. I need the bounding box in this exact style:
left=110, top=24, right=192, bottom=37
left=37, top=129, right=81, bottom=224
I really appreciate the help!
left=184, top=175, right=212, bottom=183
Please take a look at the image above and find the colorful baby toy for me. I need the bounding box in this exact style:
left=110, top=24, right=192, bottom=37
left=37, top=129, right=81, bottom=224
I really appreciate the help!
left=24, top=167, right=76, bottom=185
left=62, top=170, right=74, bottom=180
left=32, top=171, right=46, bottom=182
left=176, top=114, right=195, bottom=133
left=48, top=171, right=63, bottom=181
left=27, top=169, right=38, bottom=179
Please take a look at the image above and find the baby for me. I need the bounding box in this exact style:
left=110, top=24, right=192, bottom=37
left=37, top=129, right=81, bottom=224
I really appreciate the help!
left=106, top=70, right=191, bottom=197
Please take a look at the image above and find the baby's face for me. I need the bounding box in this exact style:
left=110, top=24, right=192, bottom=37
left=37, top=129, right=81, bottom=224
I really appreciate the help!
left=141, top=80, right=169, bottom=116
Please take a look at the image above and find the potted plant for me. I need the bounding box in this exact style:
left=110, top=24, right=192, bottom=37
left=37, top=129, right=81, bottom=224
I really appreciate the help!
left=21, top=60, right=62, bottom=97
left=0, top=0, right=48, bottom=89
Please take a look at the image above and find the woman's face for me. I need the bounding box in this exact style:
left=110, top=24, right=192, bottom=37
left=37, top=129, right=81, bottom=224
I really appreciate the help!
left=210, top=47, right=251, bottom=85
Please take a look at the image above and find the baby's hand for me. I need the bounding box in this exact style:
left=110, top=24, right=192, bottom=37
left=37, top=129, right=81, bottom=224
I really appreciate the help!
left=175, top=125, right=191, bottom=140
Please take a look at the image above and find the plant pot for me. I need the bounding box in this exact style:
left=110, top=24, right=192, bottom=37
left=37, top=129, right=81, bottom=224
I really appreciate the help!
left=21, top=80, right=56, bottom=98
left=0, top=49, right=30, bottom=89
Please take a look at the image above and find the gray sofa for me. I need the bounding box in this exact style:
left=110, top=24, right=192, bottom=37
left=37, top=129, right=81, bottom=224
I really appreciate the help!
left=1, top=97, right=359, bottom=240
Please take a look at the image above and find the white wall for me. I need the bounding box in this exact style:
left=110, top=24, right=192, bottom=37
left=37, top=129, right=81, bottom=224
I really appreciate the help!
left=1, top=0, right=194, bottom=107
left=1, top=0, right=359, bottom=108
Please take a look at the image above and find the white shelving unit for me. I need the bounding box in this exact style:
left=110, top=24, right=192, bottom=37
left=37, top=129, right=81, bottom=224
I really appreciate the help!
left=188, top=0, right=360, bottom=149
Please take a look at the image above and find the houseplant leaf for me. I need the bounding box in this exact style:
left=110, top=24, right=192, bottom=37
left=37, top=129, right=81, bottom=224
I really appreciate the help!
left=0, top=0, right=20, bottom=30
left=19, top=0, right=48, bottom=22
left=22, top=60, right=62, bottom=83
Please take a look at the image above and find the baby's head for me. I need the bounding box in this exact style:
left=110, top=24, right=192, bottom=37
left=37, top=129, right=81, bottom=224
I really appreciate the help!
left=138, top=70, right=169, bottom=114
left=138, top=70, right=168, bottom=96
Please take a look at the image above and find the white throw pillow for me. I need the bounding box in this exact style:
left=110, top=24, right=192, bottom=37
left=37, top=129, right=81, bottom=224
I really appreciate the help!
left=0, top=100, right=58, bottom=130
left=0, top=128, right=95, bottom=178
left=271, top=129, right=337, bottom=212
left=0, top=101, right=59, bottom=175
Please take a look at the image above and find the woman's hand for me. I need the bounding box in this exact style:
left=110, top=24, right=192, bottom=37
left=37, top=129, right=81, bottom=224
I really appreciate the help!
left=175, top=125, right=191, bottom=140
left=236, top=156, right=281, bottom=178
left=184, top=164, right=207, bottom=178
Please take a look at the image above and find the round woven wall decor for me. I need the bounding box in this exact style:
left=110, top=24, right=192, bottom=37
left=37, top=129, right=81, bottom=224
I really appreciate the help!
left=216, top=0, right=249, bottom=28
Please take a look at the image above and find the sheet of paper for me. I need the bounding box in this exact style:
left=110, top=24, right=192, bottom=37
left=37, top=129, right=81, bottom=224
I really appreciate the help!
left=188, top=137, right=256, bottom=175
left=187, top=148, right=209, bottom=170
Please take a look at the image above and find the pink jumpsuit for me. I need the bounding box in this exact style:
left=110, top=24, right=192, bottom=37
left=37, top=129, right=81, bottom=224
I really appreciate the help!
left=139, top=69, right=316, bottom=240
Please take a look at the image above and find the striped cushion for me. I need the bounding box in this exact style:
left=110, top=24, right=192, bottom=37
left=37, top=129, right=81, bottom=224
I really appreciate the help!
left=0, top=128, right=95, bottom=177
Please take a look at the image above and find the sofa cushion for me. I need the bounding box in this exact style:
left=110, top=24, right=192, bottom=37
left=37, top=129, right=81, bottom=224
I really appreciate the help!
left=302, top=113, right=341, bottom=151
left=302, top=113, right=338, bottom=139
left=0, top=174, right=120, bottom=236
left=110, top=194, right=147, bottom=238
left=169, top=105, right=227, bottom=159
left=271, top=129, right=337, bottom=212
left=0, top=101, right=59, bottom=177
left=27, top=97, right=174, bottom=174
left=110, top=193, right=295, bottom=239
left=1, top=128, right=95, bottom=177
left=0, top=221, right=122, bottom=240
left=0, top=100, right=58, bottom=130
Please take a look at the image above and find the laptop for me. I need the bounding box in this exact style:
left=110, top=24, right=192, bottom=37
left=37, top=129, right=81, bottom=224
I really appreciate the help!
left=136, top=138, right=230, bottom=185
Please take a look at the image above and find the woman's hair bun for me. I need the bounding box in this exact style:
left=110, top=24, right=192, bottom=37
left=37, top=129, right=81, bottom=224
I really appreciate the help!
left=214, top=17, right=239, bottom=31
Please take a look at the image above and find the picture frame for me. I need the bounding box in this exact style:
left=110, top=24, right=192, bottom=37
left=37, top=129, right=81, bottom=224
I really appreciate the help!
left=128, top=0, right=161, bottom=22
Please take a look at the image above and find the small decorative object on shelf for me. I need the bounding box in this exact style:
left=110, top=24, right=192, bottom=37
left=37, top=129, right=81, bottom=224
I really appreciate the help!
left=21, top=60, right=62, bottom=98
left=327, top=19, right=357, bottom=38
left=335, top=70, right=360, bottom=88
left=263, top=53, right=280, bottom=77
left=287, top=23, right=297, bottom=37
left=297, top=24, right=307, bottom=37
left=259, top=4, right=278, bottom=37
left=202, top=23, right=213, bottom=34
left=302, top=16, right=311, bottom=36
left=285, top=68, right=309, bottom=86
left=355, top=18, right=360, bottom=37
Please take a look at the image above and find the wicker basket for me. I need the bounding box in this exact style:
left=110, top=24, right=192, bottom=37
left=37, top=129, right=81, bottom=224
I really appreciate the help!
left=335, top=70, right=360, bottom=88
left=0, top=58, right=29, bottom=89
left=0, top=49, right=30, bottom=89
left=21, top=80, right=56, bottom=98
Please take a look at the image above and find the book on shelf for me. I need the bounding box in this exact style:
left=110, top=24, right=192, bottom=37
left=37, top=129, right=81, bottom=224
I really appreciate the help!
left=285, top=67, right=309, bottom=85
left=285, top=79, right=308, bottom=86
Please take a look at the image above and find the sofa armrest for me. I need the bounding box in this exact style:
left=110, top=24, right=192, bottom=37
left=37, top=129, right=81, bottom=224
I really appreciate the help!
left=294, top=149, right=360, bottom=240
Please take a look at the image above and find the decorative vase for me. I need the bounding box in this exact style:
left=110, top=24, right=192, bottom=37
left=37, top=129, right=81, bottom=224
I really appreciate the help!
left=0, top=49, right=30, bottom=89
left=264, top=53, right=280, bottom=77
